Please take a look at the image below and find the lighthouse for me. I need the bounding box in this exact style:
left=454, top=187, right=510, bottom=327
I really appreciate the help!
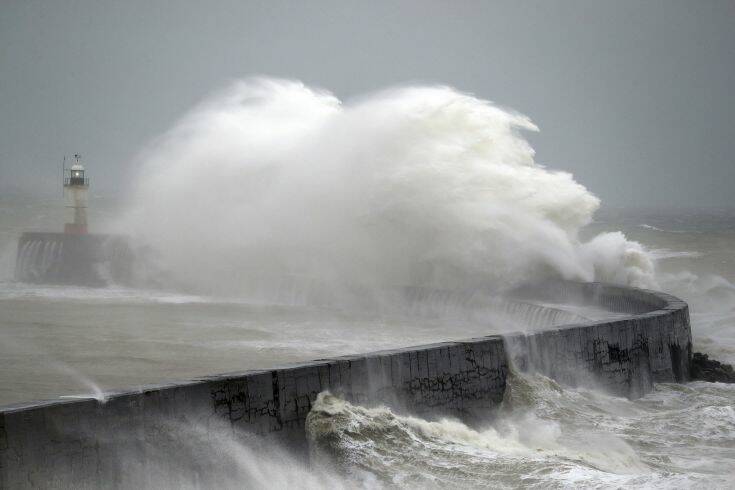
left=63, top=154, right=89, bottom=234
left=14, top=154, right=132, bottom=285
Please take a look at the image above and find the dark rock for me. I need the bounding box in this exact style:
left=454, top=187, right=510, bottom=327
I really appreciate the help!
left=690, top=352, right=735, bottom=383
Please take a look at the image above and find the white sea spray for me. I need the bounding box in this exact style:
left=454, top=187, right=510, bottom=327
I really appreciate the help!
left=120, top=78, right=657, bottom=297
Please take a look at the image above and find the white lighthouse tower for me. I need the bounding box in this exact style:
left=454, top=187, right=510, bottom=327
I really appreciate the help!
left=63, top=154, right=89, bottom=234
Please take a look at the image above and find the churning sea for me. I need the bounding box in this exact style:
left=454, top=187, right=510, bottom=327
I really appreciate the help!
left=1, top=196, right=734, bottom=488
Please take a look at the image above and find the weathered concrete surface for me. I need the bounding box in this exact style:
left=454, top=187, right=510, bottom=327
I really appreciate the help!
left=0, top=281, right=691, bottom=488
left=506, top=281, right=691, bottom=397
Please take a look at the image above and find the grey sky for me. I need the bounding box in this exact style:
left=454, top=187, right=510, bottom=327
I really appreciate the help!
left=1, top=0, right=733, bottom=207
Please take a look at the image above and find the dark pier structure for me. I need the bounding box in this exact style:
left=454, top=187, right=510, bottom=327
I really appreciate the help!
left=14, top=232, right=132, bottom=286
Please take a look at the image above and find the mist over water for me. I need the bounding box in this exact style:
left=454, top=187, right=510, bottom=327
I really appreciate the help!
left=121, top=78, right=656, bottom=298
left=2, top=79, right=735, bottom=488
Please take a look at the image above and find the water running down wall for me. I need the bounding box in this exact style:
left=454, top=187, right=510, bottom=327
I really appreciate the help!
left=0, top=281, right=691, bottom=488
left=14, top=232, right=133, bottom=287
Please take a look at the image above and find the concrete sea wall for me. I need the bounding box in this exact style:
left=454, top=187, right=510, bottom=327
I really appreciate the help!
left=0, top=282, right=691, bottom=488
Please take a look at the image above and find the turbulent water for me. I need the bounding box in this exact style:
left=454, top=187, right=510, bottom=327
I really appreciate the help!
left=306, top=376, right=735, bottom=489
left=0, top=278, right=595, bottom=405
left=300, top=208, right=735, bottom=489
left=1, top=79, right=734, bottom=488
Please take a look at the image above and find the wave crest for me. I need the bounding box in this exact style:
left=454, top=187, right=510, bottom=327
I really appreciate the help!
left=121, top=78, right=657, bottom=295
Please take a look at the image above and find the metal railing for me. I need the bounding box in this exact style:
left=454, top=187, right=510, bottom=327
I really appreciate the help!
left=64, top=177, right=90, bottom=186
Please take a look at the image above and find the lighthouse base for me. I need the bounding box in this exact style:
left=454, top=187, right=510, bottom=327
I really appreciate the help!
left=14, top=232, right=133, bottom=287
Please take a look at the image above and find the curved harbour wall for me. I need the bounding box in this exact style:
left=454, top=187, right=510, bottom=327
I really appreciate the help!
left=0, top=282, right=691, bottom=488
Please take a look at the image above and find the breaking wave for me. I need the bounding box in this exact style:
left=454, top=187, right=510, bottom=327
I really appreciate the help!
left=639, top=224, right=688, bottom=233
left=305, top=373, right=735, bottom=489
left=648, top=249, right=704, bottom=260
left=120, top=77, right=657, bottom=298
